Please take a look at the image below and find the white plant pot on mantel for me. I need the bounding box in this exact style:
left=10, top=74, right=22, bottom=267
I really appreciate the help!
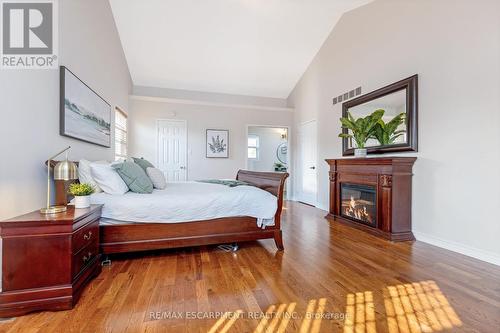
left=74, top=195, right=91, bottom=209
left=354, top=148, right=367, bottom=158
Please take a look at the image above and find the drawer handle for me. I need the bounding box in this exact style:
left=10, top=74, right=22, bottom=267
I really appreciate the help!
left=83, top=231, right=92, bottom=240
left=83, top=252, right=92, bottom=263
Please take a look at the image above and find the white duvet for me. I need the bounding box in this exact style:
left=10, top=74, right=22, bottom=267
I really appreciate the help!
left=90, top=181, right=277, bottom=228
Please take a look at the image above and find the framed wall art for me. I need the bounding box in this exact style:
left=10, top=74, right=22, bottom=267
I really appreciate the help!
left=60, top=66, right=111, bottom=147
left=206, top=129, right=229, bottom=158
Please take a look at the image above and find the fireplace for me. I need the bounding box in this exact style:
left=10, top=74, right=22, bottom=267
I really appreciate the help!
left=325, top=157, right=416, bottom=241
left=340, top=183, right=376, bottom=227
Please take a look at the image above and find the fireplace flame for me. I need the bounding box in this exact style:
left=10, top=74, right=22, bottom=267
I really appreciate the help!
left=344, top=196, right=373, bottom=223
left=349, top=196, right=356, bottom=210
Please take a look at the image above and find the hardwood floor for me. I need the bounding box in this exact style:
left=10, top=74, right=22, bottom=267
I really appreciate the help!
left=1, top=201, right=499, bottom=332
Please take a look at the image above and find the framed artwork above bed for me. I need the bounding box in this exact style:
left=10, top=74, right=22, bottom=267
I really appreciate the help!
left=206, top=129, right=229, bottom=158
left=60, top=66, right=112, bottom=147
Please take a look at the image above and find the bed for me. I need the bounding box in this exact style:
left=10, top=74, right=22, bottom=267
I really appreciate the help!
left=53, top=166, right=288, bottom=254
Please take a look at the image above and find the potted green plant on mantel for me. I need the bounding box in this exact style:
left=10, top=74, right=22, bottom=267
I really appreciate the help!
left=370, top=112, right=406, bottom=146
left=338, top=109, right=384, bottom=157
left=69, top=183, right=94, bottom=209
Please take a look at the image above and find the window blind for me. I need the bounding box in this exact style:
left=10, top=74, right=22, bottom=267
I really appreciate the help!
left=115, top=108, right=127, bottom=161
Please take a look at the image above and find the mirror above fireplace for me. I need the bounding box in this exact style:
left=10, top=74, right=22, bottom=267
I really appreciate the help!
left=341, top=75, right=418, bottom=156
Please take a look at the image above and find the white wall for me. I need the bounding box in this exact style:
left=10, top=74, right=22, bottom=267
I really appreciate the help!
left=129, top=98, right=293, bottom=180
left=0, top=0, right=132, bottom=220
left=248, top=127, right=288, bottom=172
left=288, top=0, right=500, bottom=264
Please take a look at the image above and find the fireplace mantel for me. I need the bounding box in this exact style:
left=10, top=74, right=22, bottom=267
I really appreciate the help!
left=325, top=157, right=416, bottom=241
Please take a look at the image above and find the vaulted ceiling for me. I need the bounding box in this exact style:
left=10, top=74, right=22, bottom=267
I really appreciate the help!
left=110, top=0, right=371, bottom=98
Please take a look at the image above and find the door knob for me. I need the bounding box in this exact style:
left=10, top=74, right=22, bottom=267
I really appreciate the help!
left=309, top=166, right=316, bottom=170
left=180, top=166, right=186, bottom=170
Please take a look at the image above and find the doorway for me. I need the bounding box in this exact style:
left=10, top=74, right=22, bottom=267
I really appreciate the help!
left=246, top=125, right=290, bottom=198
left=157, top=119, right=188, bottom=181
left=298, top=120, right=317, bottom=206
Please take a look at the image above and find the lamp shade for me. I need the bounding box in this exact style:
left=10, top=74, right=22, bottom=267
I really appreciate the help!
left=54, top=160, right=78, bottom=181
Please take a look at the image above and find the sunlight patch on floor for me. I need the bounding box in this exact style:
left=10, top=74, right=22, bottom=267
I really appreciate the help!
left=298, top=298, right=327, bottom=333
left=343, top=291, right=376, bottom=333
left=208, top=310, right=243, bottom=333
left=384, top=280, right=462, bottom=333
left=207, top=281, right=461, bottom=333
left=253, top=298, right=327, bottom=333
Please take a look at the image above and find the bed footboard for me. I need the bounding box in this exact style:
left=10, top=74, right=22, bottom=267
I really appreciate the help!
left=236, top=169, right=289, bottom=230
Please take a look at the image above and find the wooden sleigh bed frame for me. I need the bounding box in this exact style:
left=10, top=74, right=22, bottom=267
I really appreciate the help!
left=53, top=164, right=289, bottom=254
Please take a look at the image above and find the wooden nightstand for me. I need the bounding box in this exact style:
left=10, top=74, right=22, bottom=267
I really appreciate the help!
left=0, top=205, right=102, bottom=317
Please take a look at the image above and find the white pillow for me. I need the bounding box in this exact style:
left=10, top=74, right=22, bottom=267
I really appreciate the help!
left=78, top=159, right=108, bottom=193
left=146, top=167, right=167, bottom=190
left=90, top=163, right=129, bottom=195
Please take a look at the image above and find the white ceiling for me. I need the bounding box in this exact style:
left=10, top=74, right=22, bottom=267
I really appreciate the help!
left=109, top=0, right=371, bottom=98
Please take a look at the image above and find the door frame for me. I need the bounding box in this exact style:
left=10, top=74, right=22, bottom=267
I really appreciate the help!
left=245, top=124, right=292, bottom=200
left=297, top=119, right=318, bottom=207
left=156, top=119, right=188, bottom=181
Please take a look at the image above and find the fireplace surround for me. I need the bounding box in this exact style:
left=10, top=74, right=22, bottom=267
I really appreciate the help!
left=325, top=157, right=416, bottom=241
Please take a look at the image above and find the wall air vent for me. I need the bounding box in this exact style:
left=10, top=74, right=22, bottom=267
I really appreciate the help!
left=332, top=86, right=362, bottom=105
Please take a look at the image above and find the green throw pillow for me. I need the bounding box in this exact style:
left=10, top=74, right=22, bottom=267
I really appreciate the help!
left=132, top=157, right=154, bottom=172
left=113, top=162, right=153, bottom=194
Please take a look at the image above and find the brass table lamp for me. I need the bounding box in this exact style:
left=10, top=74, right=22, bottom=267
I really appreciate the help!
left=40, top=146, right=78, bottom=214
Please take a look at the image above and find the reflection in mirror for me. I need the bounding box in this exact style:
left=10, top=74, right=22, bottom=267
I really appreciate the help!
left=276, top=142, right=288, bottom=164
left=346, top=89, right=407, bottom=149
left=247, top=126, right=288, bottom=172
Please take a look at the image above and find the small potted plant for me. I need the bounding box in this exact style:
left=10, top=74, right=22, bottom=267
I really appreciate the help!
left=338, top=109, right=384, bottom=157
left=274, top=162, right=287, bottom=172
left=69, top=183, right=94, bottom=209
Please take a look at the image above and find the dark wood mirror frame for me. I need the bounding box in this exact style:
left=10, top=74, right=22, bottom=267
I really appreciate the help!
left=342, top=74, right=418, bottom=156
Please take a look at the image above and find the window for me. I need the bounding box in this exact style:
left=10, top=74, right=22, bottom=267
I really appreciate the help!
left=248, top=135, right=259, bottom=159
left=114, top=107, right=127, bottom=161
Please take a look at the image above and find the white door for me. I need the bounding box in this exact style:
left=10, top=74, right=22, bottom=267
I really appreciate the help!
left=298, top=120, right=317, bottom=206
left=157, top=120, right=187, bottom=181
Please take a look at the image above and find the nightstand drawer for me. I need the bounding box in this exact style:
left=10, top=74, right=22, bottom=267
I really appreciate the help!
left=73, top=220, right=99, bottom=254
left=73, top=241, right=99, bottom=278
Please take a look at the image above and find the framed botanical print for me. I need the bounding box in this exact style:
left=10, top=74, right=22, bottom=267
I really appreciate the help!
left=206, top=129, right=229, bottom=158
left=60, top=66, right=112, bottom=147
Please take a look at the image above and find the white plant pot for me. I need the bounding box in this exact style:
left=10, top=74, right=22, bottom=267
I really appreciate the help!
left=354, top=148, right=367, bottom=158
left=74, top=195, right=91, bottom=209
